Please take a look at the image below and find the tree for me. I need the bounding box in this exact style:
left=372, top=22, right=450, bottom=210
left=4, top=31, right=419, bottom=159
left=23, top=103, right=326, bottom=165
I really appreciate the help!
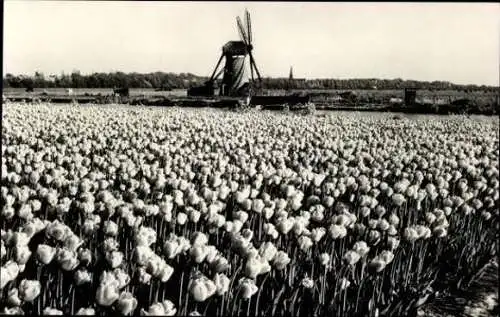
left=34, top=71, right=46, bottom=87
left=71, top=70, right=85, bottom=88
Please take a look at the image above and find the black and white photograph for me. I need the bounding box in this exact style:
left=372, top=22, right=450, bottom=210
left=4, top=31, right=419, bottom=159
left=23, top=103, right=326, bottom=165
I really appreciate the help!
left=1, top=1, right=499, bottom=316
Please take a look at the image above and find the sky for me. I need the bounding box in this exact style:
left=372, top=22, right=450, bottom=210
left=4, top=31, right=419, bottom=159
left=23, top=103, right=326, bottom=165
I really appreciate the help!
left=3, top=1, right=500, bottom=86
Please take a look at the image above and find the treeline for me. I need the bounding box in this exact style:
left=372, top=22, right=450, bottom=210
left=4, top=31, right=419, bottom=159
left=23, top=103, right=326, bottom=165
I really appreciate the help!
left=263, top=78, right=498, bottom=92
left=3, top=71, right=498, bottom=92
left=3, top=71, right=204, bottom=90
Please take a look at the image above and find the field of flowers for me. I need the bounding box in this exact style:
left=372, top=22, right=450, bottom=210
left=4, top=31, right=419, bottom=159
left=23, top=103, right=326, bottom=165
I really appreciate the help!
left=1, top=103, right=498, bottom=316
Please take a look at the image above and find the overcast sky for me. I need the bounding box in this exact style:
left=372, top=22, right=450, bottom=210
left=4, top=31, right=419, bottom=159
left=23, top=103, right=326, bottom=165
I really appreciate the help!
left=3, top=1, right=499, bottom=85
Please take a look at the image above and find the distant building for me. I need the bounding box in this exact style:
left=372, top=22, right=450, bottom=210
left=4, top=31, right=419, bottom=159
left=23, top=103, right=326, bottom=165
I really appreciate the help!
left=404, top=88, right=417, bottom=106
left=286, top=65, right=306, bottom=89
left=287, top=67, right=306, bottom=82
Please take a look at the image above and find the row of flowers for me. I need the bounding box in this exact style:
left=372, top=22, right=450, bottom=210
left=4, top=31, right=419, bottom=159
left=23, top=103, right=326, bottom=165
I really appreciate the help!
left=1, top=103, right=498, bottom=316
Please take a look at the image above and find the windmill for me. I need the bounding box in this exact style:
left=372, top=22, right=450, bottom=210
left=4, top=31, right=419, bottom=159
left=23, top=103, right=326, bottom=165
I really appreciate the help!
left=188, top=9, right=262, bottom=97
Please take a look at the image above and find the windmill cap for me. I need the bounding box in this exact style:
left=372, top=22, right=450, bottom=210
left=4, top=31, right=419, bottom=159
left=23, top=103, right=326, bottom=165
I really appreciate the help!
left=223, top=41, right=250, bottom=55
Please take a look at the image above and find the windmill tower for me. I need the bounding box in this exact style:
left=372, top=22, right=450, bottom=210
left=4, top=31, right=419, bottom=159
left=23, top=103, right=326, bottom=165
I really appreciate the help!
left=188, top=10, right=262, bottom=97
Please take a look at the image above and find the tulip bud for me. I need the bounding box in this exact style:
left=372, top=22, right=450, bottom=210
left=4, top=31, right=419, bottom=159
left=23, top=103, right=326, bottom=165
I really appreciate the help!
left=272, top=251, right=291, bottom=270
left=319, top=253, right=330, bottom=266
left=188, top=209, right=201, bottom=223
left=199, top=244, right=215, bottom=263
left=369, top=257, right=387, bottom=273
left=238, top=277, right=258, bottom=299
left=415, top=225, right=431, bottom=239
left=323, top=196, right=335, bottom=208
left=433, top=226, right=448, bottom=238
left=276, top=217, right=294, bottom=235
left=64, top=233, right=83, bottom=252
left=76, top=308, right=95, bottom=315
left=212, top=255, right=230, bottom=272
left=176, top=212, right=188, bottom=225
left=164, top=239, right=181, bottom=259
left=15, top=245, right=32, bottom=265
left=156, top=263, right=173, bottom=283
left=103, top=221, right=119, bottom=237
left=367, top=230, right=381, bottom=245
left=241, top=228, right=254, bottom=241
left=343, top=250, right=361, bottom=266
left=3, top=307, right=24, bottom=315
left=252, top=199, right=265, bottom=214
left=340, top=278, right=351, bottom=290
left=353, top=241, right=370, bottom=257
left=43, top=308, right=63, bottom=315
left=388, top=213, right=400, bottom=227
left=329, top=224, right=347, bottom=240
left=95, top=282, right=120, bottom=307
left=131, top=266, right=148, bottom=286
left=75, top=269, right=92, bottom=286
left=301, top=277, right=314, bottom=289
left=214, top=273, right=230, bottom=295
left=190, top=245, right=208, bottom=264
left=7, top=288, right=21, bottom=306
left=310, top=227, right=326, bottom=243
left=403, top=227, right=419, bottom=243
left=189, top=276, right=212, bottom=302
left=116, top=291, right=138, bottom=315
left=259, top=242, right=278, bottom=262
left=134, top=226, right=157, bottom=247
left=106, top=251, right=123, bottom=269
left=78, top=248, right=92, bottom=266
left=297, top=235, right=313, bottom=252
left=368, top=219, right=379, bottom=229
left=2, top=206, right=15, bottom=219
left=57, top=248, right=80, bottom=271
left=425, top=212, right=437, bottom=224
left=192, top=232, right=209, bottom=246
left=245, top=255, right=262, bottom=279
left=380, top=250, right=394, bottom=264
left=241, top=198, right=252, bottom=211
left=141, top=299, right=177, bottom=316
left=1, top=261, right=20, bottom=288
left=375, top=216, right=388, bottom=230
left=18, top=279, right=41, bottom=302
left=45, top=220, right=69, bottom=241
left=481, top=211, right=492, bottom=221
left=387, top=237, right=400, bottom=250
left=17, top=203, right=33, bottom=221
left=374, top=205, right=386, bottom=217
left=391, top=193, right=406, bottom=206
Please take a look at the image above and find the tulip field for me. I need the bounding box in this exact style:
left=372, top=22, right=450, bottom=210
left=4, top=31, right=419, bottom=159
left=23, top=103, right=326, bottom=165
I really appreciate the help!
left=1, top=102, right=498, bottom=316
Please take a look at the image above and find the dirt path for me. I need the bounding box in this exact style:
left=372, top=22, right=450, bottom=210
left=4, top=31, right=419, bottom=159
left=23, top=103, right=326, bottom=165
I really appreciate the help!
left=417, top=259, right=498, bottom=317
